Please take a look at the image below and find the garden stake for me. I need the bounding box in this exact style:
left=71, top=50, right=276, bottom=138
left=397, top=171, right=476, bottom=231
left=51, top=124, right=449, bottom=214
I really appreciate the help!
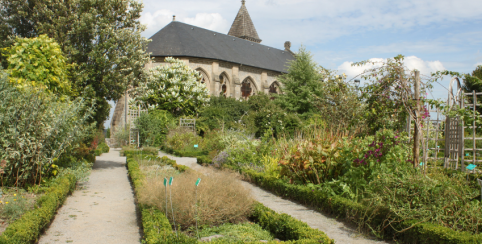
left=478, top=179, right=482, bottom=202
left=195, top=178, right=201, bottom=239
left=163, top=178, right=168, bottom=219
left=169, top=176, right=177, bottom=236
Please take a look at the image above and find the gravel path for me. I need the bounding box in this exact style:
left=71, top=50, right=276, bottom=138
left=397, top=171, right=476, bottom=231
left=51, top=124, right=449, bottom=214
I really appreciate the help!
left=39, top=149, right=141, bottom=244
left=159, top=151, right=389, bottom=244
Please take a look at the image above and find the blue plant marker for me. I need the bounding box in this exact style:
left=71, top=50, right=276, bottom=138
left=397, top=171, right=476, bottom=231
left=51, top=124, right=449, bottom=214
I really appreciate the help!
left=466, top=153, right=470, bottom=156
left=169, top=177, right=173, bottom=185
left=195, top=178, right=201, bottom=186
left=419, top=162, right=424, bottom=166
left=467, top=164, right=477, bottom=171
left=194, top=144, right=198, bottom=148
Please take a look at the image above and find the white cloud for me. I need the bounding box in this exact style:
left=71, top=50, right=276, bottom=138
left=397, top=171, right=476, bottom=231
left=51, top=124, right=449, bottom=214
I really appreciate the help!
left=140, top=10, right=230, bottom=37
left=476, top=62, right=482, bottom=67
left=338, top=56, right=446, bottom=80
left=184, top=13, right=230, bottom=33
left=139, top=10, right=175, bottom=37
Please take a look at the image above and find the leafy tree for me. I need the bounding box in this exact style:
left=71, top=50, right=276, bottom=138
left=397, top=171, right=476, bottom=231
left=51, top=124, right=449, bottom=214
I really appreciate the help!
left=463, top=65, right=482, bottom=115
left=0, top=0, right=151, bottom=128
left=4, top=35, right=71, bottom=95
left=276, top=46, right=323, bottom=118
left=132, top=57, right=210, bottom=116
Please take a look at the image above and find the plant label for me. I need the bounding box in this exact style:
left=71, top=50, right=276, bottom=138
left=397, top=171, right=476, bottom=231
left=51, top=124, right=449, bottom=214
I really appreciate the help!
left=195, top=178, right=201, bottom=186
left=194, top=144, right=198, bottom=148
left=467, top=164, right=477, bottom=171
left=164, top=178, right=167, bottom=186
left=169, top=177, right=173, bottom=185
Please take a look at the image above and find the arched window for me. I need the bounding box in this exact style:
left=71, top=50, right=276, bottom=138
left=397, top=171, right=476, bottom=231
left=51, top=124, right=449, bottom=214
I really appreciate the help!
left=219, top=73, right=229, bottom=97
left=269, top=83, right=279, bottom=94
left=241, top=79, right=253, bottom=99
left=196, top=68, right=210, bottom=91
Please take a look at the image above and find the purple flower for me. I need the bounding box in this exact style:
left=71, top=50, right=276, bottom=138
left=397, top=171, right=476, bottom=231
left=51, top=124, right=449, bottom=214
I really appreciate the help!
left=395, top=135, right=399, bottom=139
left=375, top=148, right=380, bottom=153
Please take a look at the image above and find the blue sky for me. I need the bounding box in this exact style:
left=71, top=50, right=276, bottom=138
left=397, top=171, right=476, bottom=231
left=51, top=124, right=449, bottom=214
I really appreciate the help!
left=106, top=0, right=482, bottom=127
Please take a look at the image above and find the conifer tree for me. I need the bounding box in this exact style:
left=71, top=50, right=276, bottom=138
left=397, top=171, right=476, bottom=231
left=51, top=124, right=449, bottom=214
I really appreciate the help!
left=276, top=46, right=323, bottom=118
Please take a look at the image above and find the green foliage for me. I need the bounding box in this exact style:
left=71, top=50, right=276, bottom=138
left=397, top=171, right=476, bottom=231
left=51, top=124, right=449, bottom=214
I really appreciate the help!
left=4, top=35, right=71, bottom=95
left=1, top=195, right=31, bottom=222
left=0, top=0, right=151, bottom=126
left=316, top=78, right=364, bottom=130
left=163, top=127, right=202, bottom=152
left=242, top=168, right=482, bottom=244
left=276, top=46, right=323, bottom=118
left=247, top=94, right=302, bottom=138
left=0, top=174, right=76, bottom=244
left=134, top=110, right=175, bottom=147
left=0, top=71, right=94, bottom=187
left=251, top=203, right=333, bottom=243
left=198, top=222, right=274, bottom=243
left=197, top=96, right=250, bottom=132
left=94, top=142, right=110, bottom=156
left=355, top=55, right=429, bottom=134
left=106, top=128, right=111, bottom=138
left=132, top=57, right=210, bottom=116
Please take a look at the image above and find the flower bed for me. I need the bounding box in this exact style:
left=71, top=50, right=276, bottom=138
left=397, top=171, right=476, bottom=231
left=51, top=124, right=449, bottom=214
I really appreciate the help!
left=0, top=174, right=77, bottom=244
left=125, top=150, right=334, bottom=243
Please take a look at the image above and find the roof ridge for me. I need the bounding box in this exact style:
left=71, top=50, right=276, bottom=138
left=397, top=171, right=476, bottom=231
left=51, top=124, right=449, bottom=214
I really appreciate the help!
left=228, top=0, right=262, bottom=43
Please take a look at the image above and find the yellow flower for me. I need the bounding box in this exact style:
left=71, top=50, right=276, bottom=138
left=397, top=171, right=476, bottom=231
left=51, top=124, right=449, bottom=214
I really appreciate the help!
left=5, top=202, right=8, bottom=204
left=14, top=194, right=16, bottom=196
left=14, top=199, right=16, bottom=201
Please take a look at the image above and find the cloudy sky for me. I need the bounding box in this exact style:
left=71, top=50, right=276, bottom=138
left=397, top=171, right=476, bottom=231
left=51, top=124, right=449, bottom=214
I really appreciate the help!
left=107, top=0, right=482, bottom=127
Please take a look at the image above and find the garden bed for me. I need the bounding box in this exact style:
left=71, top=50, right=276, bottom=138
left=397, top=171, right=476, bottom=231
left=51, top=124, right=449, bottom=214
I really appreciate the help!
left=125, top=149, right=334, bottom=243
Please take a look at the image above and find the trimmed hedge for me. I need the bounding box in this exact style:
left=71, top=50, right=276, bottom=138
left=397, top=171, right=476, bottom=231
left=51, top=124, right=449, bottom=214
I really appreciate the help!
left=236, top=168, right=482, bottom=244
left=126, top=151, right=333, bottom=244
left=0, top=174, right=77, bottom=244
left=95, top=142, right=110, bottom=156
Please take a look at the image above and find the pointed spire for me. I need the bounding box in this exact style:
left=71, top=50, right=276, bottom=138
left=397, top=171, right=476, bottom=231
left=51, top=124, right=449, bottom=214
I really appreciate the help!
left=228, top=0, right=262, bottom=43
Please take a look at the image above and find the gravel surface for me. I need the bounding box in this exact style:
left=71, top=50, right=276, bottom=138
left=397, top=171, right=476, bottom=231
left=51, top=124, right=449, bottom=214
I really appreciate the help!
left=39, top=149, right=141, bottom=244
left=159, top=151, right=389, bottom=244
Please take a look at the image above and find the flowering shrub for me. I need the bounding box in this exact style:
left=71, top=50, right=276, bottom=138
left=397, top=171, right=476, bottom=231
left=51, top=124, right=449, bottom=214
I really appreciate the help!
left=131, top=57, right=209, bottom=116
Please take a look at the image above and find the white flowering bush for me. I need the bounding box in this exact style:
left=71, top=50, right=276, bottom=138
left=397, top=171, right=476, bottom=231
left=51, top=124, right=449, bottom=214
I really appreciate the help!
left=132, top=57, right=210, bottom=116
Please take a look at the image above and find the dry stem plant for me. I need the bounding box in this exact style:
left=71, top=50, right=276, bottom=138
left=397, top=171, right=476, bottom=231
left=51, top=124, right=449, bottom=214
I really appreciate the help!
left=137, top=170, right=254, bottom=230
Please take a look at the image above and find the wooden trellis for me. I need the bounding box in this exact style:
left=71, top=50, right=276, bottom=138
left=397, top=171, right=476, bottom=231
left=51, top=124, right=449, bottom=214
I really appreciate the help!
left=128, top=104, right=147, bottom=147
left=410, top=77, right=480, bottom=173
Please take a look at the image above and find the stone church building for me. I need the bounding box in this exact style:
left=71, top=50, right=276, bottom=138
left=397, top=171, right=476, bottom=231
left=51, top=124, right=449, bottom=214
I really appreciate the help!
left=110, top=0, right=294, bottom=133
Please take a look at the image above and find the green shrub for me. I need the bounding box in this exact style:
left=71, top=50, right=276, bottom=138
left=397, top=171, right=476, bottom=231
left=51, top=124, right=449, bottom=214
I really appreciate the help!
left=247, top=94, right=302, bottom=138
left=0, top=174, right=76, bottom=244
left=163, top=127, right=202, bottom=152
left=4, top=35, right=71, bottom=95
left=94, top=142, right=110, bottom=156
left=0, top=70, right=94, bottom=187
left=197, top=96, right=250, bottom=132
left=198, top=222, right=274, bottom=243
left=135, top=110, right=175, bottom=147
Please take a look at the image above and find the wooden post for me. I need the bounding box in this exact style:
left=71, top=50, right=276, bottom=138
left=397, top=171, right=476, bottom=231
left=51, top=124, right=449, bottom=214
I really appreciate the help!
left=413, top=70, right=421, bottom=167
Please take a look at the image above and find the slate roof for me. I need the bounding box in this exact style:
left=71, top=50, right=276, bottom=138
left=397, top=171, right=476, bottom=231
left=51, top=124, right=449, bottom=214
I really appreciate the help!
left=228, top=0, right=262, bottom=43
left=147, top=21, right=294, bottom=73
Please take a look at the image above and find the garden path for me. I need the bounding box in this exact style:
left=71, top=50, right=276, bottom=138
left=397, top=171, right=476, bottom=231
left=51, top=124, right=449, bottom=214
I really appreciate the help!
left=159, top=151, right=390, bottom=244
left=39, top=149, right=141, bottom=244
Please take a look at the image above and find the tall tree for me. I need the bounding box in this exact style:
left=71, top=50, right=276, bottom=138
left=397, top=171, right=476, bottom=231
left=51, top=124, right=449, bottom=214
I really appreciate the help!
left=0, top=0, right=150, bottom=128
left=276, top=46, right=323, bottom=118
left=463, top=65, right=482, bottom=119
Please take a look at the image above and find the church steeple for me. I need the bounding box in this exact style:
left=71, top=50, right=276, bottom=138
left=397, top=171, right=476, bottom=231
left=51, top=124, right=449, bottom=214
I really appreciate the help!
left=228, top=0, right=262, bottom=43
